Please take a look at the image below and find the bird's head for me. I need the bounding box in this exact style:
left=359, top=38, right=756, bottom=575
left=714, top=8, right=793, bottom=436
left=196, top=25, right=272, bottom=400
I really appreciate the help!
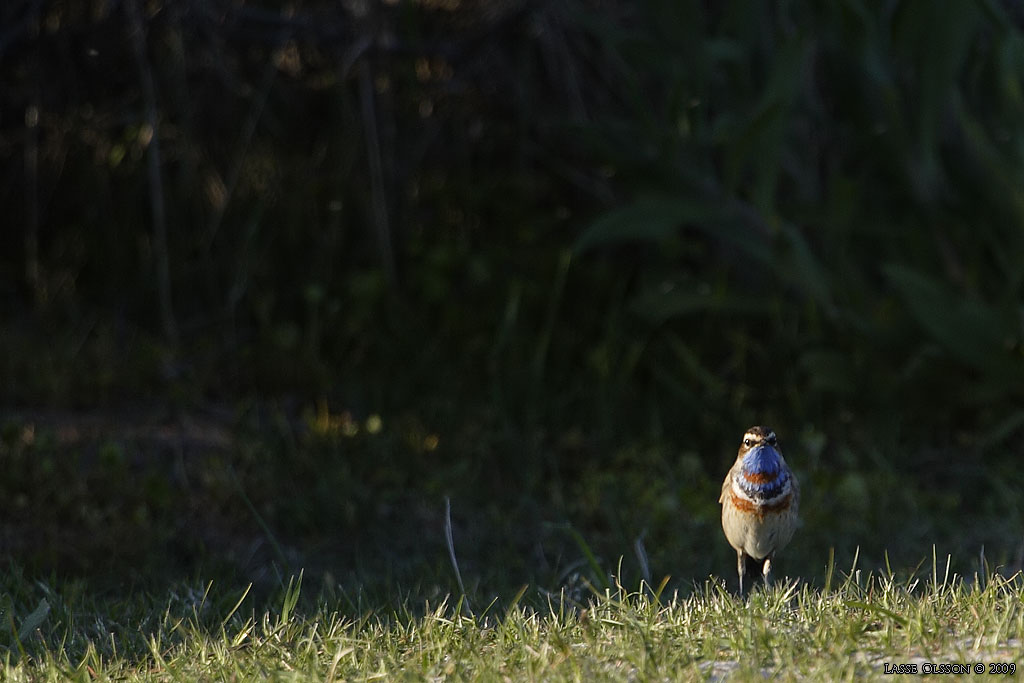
left=737, top=426, right=783, bottom=480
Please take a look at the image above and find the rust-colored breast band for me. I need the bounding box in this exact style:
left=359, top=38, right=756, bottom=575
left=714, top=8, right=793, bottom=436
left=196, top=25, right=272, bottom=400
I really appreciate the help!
left=741, top=471, right=778, bottom=484
left=728, top=491, right=792, bottom=518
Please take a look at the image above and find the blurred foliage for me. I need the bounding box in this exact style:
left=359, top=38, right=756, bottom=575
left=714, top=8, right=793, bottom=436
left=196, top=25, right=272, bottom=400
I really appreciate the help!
left=1, top=0, right=1024, bottom=588
left=573, top=1, right=1024, bottom=439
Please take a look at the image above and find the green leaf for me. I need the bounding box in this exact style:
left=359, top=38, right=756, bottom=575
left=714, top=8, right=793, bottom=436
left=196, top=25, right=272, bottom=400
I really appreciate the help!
left=629, top=288, right=769, bottom=324
left=777, top=222, right=835, bottom=314
left=799, top=350, right=857, bottom=396
left=19, top=598, right=50, bottom=634
left=666, top=334, right=728, bottom=397
left=575, top=196, right=725, bottom=251
left=883, top=264, right=1022, bottom=380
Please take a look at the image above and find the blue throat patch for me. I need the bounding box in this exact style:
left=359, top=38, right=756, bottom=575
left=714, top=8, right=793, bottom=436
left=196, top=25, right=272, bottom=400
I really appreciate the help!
left=738, top=445, right=789, bottom=501
left=742, top=445, right=782, bottom=477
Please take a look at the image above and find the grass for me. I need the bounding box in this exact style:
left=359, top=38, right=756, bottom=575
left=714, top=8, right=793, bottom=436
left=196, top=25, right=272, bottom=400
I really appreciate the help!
left=2, top=407, right=1023, bottom=679
left=1, top=556, right=1022, bottom=681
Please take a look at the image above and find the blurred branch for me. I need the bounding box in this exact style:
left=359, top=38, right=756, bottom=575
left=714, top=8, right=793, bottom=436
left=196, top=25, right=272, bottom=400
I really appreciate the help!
left=126, top=0, right=177, bottom=347
left=358, top=58, right=397, bottom=288
left=22, top=3, right=40, bottom=308
left=24, top=103, right=40, bottom=307
left=205, top=11, right=292, bottom=254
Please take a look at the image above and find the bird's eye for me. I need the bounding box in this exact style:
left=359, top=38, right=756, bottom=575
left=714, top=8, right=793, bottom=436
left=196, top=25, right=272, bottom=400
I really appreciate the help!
left=743, top=438, right=752, bottom=447
left=768, top=435, right=777, bottom=446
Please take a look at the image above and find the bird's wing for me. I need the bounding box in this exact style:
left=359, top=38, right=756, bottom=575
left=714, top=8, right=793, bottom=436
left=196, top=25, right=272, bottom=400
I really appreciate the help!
left=719, top=465, right=734, bottom=504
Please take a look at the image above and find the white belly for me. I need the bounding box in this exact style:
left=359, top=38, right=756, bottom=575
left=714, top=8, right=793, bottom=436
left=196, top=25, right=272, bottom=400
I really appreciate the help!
left=722, top=501, right=797, bottom=560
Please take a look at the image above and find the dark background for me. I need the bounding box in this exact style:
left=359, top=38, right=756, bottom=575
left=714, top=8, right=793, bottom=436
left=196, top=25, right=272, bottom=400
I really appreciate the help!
left=2, top=0, right=1023, bottom=598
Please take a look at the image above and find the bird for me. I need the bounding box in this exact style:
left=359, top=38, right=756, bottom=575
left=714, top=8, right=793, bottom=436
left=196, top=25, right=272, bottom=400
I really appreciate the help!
left=719, top=426, right=800, bottom=594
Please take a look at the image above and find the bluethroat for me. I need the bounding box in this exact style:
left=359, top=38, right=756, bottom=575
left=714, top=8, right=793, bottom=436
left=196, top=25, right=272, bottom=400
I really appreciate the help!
left=720, top=426, right=799, bottom=594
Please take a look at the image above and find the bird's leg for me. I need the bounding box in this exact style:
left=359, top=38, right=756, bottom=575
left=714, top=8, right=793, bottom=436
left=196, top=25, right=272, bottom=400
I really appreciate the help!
left=737, top=551, right=746, bottom=595
left=762, top=553, right=774, bottom=586
left=742, top=554, right=763, bottom=593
